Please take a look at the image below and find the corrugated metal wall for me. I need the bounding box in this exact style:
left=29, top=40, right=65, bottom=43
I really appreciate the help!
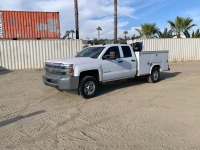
left=128, top=39, right=200, bottom=61
left=0, top=40, right=82, bottom=70
left=1, top=39, right=200, bottom=70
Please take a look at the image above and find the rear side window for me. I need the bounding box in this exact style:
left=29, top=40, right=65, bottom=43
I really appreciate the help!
left=122, top=46, right=132, bottom=58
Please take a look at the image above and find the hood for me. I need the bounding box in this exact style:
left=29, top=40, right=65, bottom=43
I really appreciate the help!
left=46, top=57, right=98, bottom=65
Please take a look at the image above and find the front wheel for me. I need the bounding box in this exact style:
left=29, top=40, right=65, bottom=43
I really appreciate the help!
left=79, top=76, right=98, bottom=99
left=147, top=68, right=160, bottom=83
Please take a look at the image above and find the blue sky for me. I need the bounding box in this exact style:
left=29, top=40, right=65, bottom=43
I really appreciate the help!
left=1, top=0, right=200, bottom=39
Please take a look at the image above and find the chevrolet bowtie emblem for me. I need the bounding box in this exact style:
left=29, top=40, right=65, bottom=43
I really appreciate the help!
left=49, top=68, right=53, bottom=72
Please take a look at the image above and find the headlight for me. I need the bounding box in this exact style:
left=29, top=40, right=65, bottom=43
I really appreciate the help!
left=61, top=64, right=74, bottom=77
left=60, top=64, right=73, bottom=69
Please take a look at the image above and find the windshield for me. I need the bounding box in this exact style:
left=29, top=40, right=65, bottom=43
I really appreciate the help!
left=76, top=46, right=105, bottom=58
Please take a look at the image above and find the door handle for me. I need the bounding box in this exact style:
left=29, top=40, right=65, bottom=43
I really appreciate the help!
left=131, top=60, right=136, bottom=62
left=118, top=60, right=123, bottom=63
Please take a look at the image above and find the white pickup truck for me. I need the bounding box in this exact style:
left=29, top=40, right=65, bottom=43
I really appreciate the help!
left=43, top=44, right=169, bottom=98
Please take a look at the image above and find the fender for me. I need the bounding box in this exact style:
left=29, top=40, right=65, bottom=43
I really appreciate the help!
left=150, top=63, right=162, bottom=74
left=74, top=63, right=103, bottom=81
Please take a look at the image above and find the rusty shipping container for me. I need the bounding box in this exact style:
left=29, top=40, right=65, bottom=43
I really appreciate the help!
left=0, top=11, right=60, bottom=40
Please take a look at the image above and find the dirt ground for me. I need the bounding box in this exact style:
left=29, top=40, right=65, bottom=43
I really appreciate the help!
left=0, top=61, right=200, bottom=150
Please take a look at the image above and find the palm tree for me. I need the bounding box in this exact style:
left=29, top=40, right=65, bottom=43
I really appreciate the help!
left=93, top=38, right=106, bottom=45
left=96, top=27, right=102, bottom=40
left=63, top=30, right=71, bottom=39
left=123, top=31, right=128, bottom=39
left=157, top=28, right=174, bottom=38
left=167, top=16, right=196, bottom=38
left=114, top=0, right=117, bottom=43
left=135, top=23, right=159, bottom=38
left=184, top=29, right=200, bottom=38
left=71, top=30, right=75, bottom=39
left=192, top=29, right=200, bottom=38
left=131, top=34, right=141, bottom=40
left=74, top=0, right=79, bottom=39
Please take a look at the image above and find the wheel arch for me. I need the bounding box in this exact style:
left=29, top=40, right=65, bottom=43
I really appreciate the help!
left=150, top=65, right=161, bottom=74
left=148, top=65, right=161, bottom=83
left=79, top=69, right=100, bottom=82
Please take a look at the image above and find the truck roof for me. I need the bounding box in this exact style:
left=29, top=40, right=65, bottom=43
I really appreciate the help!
left=91, top=44, right=130, bottom=47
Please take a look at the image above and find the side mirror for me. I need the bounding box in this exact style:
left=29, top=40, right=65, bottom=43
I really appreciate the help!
left=110, top=51, right=116, bottom=60
left=131, top=42, right=143, bottom=52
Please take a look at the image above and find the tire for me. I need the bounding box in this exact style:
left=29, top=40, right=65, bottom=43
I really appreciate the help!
left=55, top=88, right=63, bottom=92
left=79, top=76, right=98, bottom=99
left=148, top=68, right=160, bottom=83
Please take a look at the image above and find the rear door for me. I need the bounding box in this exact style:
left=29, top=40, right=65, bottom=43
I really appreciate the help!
left=100, top=46, right=124, bottom=81
left=120, top=46, right=137, bottom=78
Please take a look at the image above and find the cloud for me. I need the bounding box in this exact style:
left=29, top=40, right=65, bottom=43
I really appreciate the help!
left=0, top=0, right=138, bottom=39
left=181, top=9, right=200, bottom=31
left=136, top=0, right=173, bottom=18
left=0, top=0, right=24, bottom=10
left=183, top=10, right=200, bottom=22
left=121, top=26, right=140, bottom=38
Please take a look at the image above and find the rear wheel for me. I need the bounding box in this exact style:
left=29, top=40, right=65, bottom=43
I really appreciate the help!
left=148, top=68, right=160, bottom=83
left=79, top=76, right=98, bottom=99
left=55, top=88, right=63, bottom=92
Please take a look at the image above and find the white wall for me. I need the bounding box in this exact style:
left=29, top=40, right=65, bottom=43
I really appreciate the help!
left=0, top=39, right=83, bottom=70
left=128, top=39, right=200, bottom=61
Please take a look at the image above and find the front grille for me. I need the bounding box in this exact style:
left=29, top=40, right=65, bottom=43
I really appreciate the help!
left=45, top=63, right=63, bottom=76
left=45, top=63, right=73, bottom=77
left=45, top=63, right=62, bottom=69
left=45, top=68, right=62, bottom=76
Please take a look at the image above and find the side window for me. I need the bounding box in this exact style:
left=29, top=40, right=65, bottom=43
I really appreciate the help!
left=122, top=46, right=132, bottom=58
left=103, top=46, right=120, bottom=58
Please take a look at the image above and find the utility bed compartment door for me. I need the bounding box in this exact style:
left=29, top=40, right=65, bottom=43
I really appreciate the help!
left=150, top=53, right=162, bottom=63
left=135, top=50, right=169, bottom=76
left=135, top=52, right=150, bottom=76
left=161, top=52, right=169, bottom=71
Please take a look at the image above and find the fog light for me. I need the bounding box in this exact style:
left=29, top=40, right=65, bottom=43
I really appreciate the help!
left=68, top=72, right=74, bottom=76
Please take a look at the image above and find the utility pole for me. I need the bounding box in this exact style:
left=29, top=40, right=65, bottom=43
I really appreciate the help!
left=114, top=0, right=118, bottom=43
left=74, top=0, right=79, bottom=39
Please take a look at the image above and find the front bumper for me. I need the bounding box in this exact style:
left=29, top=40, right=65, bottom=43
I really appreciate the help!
left=43, top=74, right=79, bottom=90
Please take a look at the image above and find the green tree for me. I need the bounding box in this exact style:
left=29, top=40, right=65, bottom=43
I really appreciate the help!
left=157, top=28, right=174, bottom=38
left=114, top=0, right=118, bottom=43
left=135, top=23, right=159, bottom=38
left=184, top=29, right=200, bottom=38
left=167, top=16, right=196, bottom=38
left=63, top=30, right=71, bottom=39
left=96, top=27, right=102, bottom=40
left=123, top=31, right=128, bottom=39
left=93, top=38, right=106, bottom=45
left=192, top=29, right=200, bottom=38
left=74, top=0, right=79, bottom=39
left=71, top=30, right=75, bottom=39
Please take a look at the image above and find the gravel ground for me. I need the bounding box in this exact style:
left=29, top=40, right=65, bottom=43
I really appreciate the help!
left=0, top=61, right=200, bottom=150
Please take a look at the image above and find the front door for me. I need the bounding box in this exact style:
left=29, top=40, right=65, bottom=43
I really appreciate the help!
left=101, top=46, right=124, bottom=81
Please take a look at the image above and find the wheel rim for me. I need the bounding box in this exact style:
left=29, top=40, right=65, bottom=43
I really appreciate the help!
left=84, top=81, right=95, bottom=95
left=153, top=70, right=159, bottom=81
